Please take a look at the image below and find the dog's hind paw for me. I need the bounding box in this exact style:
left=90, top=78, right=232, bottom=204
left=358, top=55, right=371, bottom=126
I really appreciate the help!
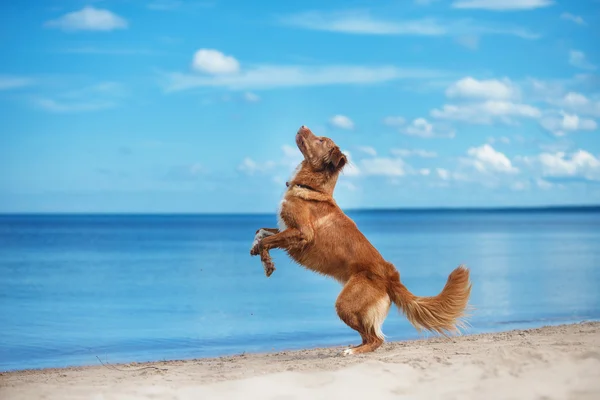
left=342, top=348, right=355, bottom=356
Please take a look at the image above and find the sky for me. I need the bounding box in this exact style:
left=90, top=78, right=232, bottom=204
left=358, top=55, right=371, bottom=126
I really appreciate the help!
left=1, top=0, right=599, bottom=213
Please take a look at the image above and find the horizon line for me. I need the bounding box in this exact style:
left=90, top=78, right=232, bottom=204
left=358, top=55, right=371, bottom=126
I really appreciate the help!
left=1, top=204, right=599, bottom=216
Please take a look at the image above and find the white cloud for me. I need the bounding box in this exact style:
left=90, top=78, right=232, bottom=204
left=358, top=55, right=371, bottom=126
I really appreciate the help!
left=537, top=139, right=572, bottom=153
left=437, top=168, right=451, bottom=180
left=277, top=10, right=539, bottom=39
left=452, top=0, right=553, bottom=11
left=521, top=150, right=600, bottom=181
left=446, top=77, right=518, bottom=100
left=467, top=24, right=539, bottom=39
left=281, top=144, right=298, bottom=159
left=360, top=158, right=407, bottom=177
left=434, top=168, right=471, bottom=183
left=281, top=144, right=304, bottom=169
left=45, top=6, right=128, bottom=32
left=433, top=145, right=599, bottom=189
left=237, top=158, right=277, bottom=175
left=526, top=74, right=600, bottom=102
left=252, top=145, right=360, bottom=179
left=341, top=150, right=361, bottom=177
left=463, top=144, right=518, bottom=174
left=348, top=150, right=437, bottom=179
left=0, top=75, right=34, bottom=90
left=569, top=50, right=596, bottom=71
left=561, top=92, right=589, bottom=107
left=540, top=111, right=597, bottom=137
left=383, top=116, right=406, bottom=127
left=526, top=77, right=568, bottom=101
left=243, top=92, right=260, bottom=102
left=329, top=115, right=355, bottom=130
left=547, top=92, right=600, bottom=118
left=192, top=49, right=240, bottom=75
left=339, top=181, right=358, bottom=191
left=511, top=181, right=530, bottom=191
left=540, top=151, right=600, bottom=179
left=33, top=98, right=116, bottom=113
left=536, top=178, right=553, bottom=189
left=239, top=144, right=305, bottom=181
left=403, top=118, right=456, bottom=138
left=357, top=146, right=377, bottom=156
left=431, top=100, right=541, bottom=124
left=279, top=11, right=446, bottom=35
left=455, top=35, right=480, bottom=50
left=165, top=64, right=441, bottom=91
left=405, top=118, right=434, bottom=137
left=391, top=148, right=438, bottom=158
left=560, top=13, right=585, bottom=25
left=62, top=82, right=128, bottom=98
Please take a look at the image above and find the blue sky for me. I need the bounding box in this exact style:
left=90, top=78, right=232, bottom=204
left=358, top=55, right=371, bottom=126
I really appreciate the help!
left=1, top=0, right=599, bottom=213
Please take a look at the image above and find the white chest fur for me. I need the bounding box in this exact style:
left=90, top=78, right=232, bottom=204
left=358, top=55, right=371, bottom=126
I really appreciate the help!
left=277, top=198, right=288, bottom=231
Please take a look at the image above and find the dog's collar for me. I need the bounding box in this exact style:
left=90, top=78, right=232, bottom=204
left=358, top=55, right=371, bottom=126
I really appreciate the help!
left=286, top=181, right=317, bottom=191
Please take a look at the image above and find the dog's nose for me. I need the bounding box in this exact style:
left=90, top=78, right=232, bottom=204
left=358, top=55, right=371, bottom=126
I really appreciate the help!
left=298, top=125, right=310, bottom=134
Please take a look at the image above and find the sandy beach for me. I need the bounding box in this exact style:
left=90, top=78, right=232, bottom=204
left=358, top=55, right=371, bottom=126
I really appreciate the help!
left=1, top=321, right=599, bottom=400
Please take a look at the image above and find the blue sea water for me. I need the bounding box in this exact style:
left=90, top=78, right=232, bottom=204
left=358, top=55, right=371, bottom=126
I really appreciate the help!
left=1, top=209, right=599, bottom=372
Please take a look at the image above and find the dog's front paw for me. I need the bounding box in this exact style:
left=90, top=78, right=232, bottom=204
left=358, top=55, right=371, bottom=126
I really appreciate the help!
left=265, top=265, right=276, bottom=277
left=250, top=241, right=261, bottom=256
left=262, top=258, right=276, bottom=277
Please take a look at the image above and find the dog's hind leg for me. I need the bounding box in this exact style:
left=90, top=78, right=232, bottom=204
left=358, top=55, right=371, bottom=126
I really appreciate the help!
left=335, top=273, right=391, bottom=355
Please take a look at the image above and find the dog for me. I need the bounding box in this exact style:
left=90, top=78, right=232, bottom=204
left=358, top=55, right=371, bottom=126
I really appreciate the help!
left=250, top=125, right=472, bottom=355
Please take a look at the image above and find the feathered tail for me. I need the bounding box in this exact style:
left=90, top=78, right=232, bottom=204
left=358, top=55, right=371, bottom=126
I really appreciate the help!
left=388, top=265, right=472, bottom=335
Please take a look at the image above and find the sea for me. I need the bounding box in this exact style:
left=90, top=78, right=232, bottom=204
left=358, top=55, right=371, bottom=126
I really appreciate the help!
left=1, top=208, right=599, bottom=372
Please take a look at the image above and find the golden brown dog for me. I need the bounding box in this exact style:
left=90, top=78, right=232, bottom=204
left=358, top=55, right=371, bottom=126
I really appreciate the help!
left=250, top=125, right=472, bottom=355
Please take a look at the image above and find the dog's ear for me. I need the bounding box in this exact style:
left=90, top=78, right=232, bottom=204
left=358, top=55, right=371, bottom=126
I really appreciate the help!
left=329, top=147, right=347, bottom=172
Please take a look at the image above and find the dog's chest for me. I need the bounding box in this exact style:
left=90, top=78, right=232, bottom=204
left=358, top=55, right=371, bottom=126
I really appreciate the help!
left=277, top=164, right=302, bottom=231
left=276, top=197, right=288, bottom=231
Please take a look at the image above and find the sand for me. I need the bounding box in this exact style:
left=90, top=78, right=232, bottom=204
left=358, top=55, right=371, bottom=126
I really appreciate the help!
left=1, top=322, right=599, bottom=400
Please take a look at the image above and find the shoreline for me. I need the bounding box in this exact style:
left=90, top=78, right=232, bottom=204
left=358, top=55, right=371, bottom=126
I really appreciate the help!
left=2, top=319, right=598, bottom=374
left=2, top=321, right=599, bottom=399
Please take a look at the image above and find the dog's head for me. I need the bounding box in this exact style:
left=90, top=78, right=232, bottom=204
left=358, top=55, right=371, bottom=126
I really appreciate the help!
left=295, top=126, right=347, bottom=173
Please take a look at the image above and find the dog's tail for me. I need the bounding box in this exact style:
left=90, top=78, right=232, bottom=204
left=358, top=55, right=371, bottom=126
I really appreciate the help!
left=387, top=265, right=472, bottom=335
